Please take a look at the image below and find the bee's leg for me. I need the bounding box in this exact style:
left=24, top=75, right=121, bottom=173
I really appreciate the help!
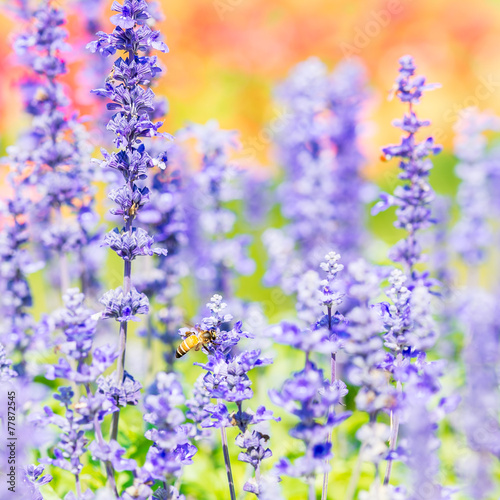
left=194, top=343, right=202, bottom=351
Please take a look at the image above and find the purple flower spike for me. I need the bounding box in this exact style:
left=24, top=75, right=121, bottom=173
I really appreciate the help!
left=269, top=363, right=350, bottom=480
left=375, top=55, right=441, bottom=280
left=88, top=0, right=171, bottom=444
left=452, top=108, right=500, bottom=267
left=264, top=57, right=368, bottom=298
left=177, top=120, right=254, bottom=299
left=184, top=296, right=278, bottom=497
left=142, top=372, right=197, bottom=481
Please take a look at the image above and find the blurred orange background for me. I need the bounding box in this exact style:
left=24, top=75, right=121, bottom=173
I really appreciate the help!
left=1, top=0, right=500, bottom=180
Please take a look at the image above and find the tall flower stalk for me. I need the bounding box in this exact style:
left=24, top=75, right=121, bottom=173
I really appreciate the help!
left=373, top=55, right=441, bottom=280
left=372, top=55, right=443, bottom=486
left=452, top=108, right=500, bottom=499
left=183, top=295, right=278, bottom=498
left=88, top=0, right=170, bottom=441
left=342, top=259, right=394, bottom=500
left=269, top=256, right=349, bottom=499
left=452, top=108, right=500, bottom=272
left=263, top=58, right=368, bottom=295
left=9, top=0, right=98, bottom=295
left=179, top=120, right=255, bottom=301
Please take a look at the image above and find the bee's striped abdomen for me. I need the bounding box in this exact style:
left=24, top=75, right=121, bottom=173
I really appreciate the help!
left=176, top=334, right=199, bottom=358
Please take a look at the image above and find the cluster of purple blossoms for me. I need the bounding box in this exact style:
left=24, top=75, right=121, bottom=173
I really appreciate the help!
left=7, top=0, right=100, bottom=295
left=341, top=259, right=446, bottom=499
left=185, top=295, right=278, bottom=498
left=371, top=56, right=447, bottom=489
left=0, top=344, right=17, bottom=382
left=373, top=55, right=442, bottom=280
left=114, top=2, right=178, bottom=366
left=402, top=357, right=457, bottom=500
left=263, top=57, right=368, bottom=294
left=456, top=291, right=500, bottom=499
left=38, top=287, right=195, bottom=498
left=450, top=109, right=500, bottom=499
left=452, top=108, right=500, bottom=268
left=36, top=289, right=121, bottom=494
left=142, top=372, right=196, bottom=493
left=46, top=288, right=118, bottom=385
left=38, top=386, right=91, bottom=497
left=270, top=368, right=349, bottom=489
left=75, top=0, right=113, bottom=125
left=327, top=61, right=370, bottom=257
left=0, top=193, right=45, bottom=374
left=270, top=253, right=343, bottom=357
left=268, top=254, right=349, bottom=499
left=343, top=260, right=392, bottom=415
left=21, top=465, right=53, bottom=500
left=88, top=0, right=170, bottom=440
left=378, top=268, right=438, bottom=357
left=179, top=120, right=255, bottom=300
left=1, top=0, right=104, bottom=397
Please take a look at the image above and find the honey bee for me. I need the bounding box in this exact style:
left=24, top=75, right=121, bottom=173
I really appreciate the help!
left=176, top=327, right=217, bottom=358
left=34, top=88, right=49, bottom=103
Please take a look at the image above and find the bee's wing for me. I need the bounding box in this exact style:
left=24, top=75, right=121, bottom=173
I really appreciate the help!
left=178, top=327, right=196, bottom=338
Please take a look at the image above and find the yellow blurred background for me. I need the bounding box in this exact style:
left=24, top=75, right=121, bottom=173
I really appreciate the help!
left=2, top=0, right=500, bottom=180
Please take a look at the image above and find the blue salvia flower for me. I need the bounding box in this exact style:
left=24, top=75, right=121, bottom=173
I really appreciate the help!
left=269, top=256, right=349, bottom=498
left=452, top=108, right=500, bottom=269
left=179, top=120, right=255, bottom=300
left=2, top=0, right=100, bottom=386
left=0, top=196, right=35, bottom=321
left=372, top=55, right=442, bottom=280
left=270, top=365, right=349, bottom=492
left=264, top=58, right=334, bottom=289
left=263, top=58, right=368, bottom=294
left=326, top=60, right=369, bottom=259
left=184, top=295, right=278, bottom=497
left=6, top=0, right=101, bottom=296
left=0, top=194, right=44, bottom=374
left=450, top=110, right=500, bottom=497
left=142, top=372, right=197, bottom=485
left=36, top=288, right=139, bottom=497
left=373, top=56, right=446, bottom=488
left=39, top=387, right=89, bottom=497
left=340, top=255, right=415, bottom=500
left=45, top=289, right=118, bottom=384
left=88, top=0, right=170, bottom=440
left=343, top=260, right=393, bottom=415
left=269, top=254, right=344, bottom=358
left=0, top=344, right=17, bottom=383
left=402, top=358, right=455, bottom=500
left=273, top=252, right=345, bottom=370
left=458, top=291, right=500, bottom=499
